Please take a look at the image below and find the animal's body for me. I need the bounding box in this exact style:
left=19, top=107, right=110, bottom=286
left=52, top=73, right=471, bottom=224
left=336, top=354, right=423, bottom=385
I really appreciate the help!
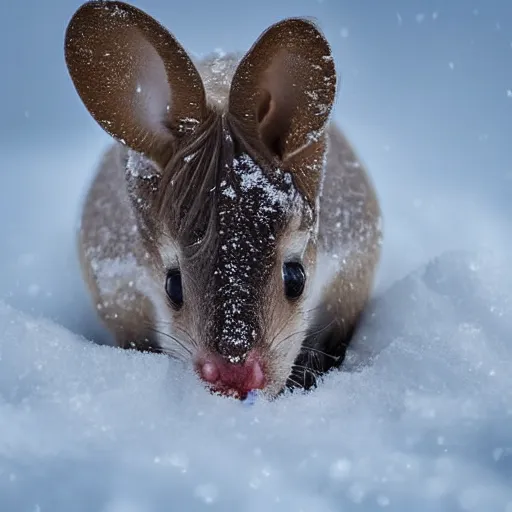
left=66, top=0, right=382, bottom=399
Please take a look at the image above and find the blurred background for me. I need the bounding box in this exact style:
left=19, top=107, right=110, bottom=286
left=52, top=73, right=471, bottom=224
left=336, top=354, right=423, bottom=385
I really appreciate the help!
left=0, top=0, right=511, bottom=341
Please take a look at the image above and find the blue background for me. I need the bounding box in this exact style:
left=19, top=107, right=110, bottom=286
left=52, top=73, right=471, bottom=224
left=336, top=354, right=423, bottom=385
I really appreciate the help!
left=0, top=0, right=511, bottom=338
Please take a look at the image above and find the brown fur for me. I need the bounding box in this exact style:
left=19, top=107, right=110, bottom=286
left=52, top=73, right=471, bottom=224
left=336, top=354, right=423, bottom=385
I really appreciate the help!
left=66, top=1, right=382, bottom=397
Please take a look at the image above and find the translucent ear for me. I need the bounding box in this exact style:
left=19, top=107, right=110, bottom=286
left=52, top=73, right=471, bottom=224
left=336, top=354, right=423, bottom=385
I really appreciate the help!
left=65, top=1, right=207, bottom=165
left=228, top=18, right=336, bottom=161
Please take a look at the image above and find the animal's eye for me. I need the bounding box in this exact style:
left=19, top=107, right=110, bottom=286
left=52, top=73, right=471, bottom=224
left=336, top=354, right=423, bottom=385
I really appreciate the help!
left=165, top=269, right=183, bottom=309
left=283, top=262, right=306, bottom=299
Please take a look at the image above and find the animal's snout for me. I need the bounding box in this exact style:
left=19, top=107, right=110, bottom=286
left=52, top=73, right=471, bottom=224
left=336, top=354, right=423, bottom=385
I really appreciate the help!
left=197, top=351, right=266, bottom=399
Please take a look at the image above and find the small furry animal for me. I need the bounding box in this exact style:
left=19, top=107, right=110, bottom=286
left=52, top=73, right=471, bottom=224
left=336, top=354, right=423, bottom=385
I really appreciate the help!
left=65, top=0, right=382, bottom=399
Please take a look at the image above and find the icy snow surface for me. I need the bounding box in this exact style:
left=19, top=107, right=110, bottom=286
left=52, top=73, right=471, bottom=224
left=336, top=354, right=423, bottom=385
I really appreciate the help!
left=0, top=250, right=511, bottom=511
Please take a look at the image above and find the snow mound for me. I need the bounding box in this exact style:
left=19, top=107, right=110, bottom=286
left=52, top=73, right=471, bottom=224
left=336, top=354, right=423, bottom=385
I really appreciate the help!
left=0, top=250, right=511, bottom=511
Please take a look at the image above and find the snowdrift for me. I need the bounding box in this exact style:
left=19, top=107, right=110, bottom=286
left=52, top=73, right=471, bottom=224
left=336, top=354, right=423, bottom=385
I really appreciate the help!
left=0, top=250, right=510, bottom=511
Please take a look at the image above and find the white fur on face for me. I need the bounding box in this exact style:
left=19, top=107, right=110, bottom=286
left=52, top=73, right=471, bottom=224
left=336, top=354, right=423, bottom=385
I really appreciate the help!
left=281, top=229, right=310, bottom=263
left=303, top=249, right=340, bottom=314
left=270, top=326, right=306, bottom=394
left=145, top=236, right=191, bottom=358
left=157, top=237, right=180, bottom=270
left=264, top=220, right=319, bottom=393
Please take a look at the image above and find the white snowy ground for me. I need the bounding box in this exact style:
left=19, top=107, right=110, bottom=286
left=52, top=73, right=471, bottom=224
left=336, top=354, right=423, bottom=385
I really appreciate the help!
left=0, top=134, right=511, bottom=512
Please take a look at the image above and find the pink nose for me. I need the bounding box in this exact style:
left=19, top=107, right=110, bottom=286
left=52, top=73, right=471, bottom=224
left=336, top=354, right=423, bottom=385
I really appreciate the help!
left=197, top=352, right=266, bottom=399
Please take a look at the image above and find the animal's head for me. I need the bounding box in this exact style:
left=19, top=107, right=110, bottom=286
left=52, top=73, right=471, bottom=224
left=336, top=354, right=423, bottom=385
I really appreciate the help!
left=65, top=0, right=337, bottom=398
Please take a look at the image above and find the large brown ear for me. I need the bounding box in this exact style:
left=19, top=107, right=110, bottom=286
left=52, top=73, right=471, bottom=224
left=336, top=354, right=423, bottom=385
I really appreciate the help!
left=228, top=18, right=336, bottom=162
left=65, top=0, right=207, bottom=165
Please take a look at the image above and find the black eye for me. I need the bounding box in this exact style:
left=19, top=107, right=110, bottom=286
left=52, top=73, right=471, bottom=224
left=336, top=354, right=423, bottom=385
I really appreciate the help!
left=165, top=269, right=183, bottom=309
left=283, top=262, right=306, bottom=299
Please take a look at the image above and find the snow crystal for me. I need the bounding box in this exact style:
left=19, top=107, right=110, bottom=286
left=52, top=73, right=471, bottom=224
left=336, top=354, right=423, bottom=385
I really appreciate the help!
left=126, top=149, right=160, bottom=180
left=107, top=4, right=129, bottom=18
left=90, top=253, right=142, bottom=297
left=329, top=458, right=352, bottom=480
left=194, top=483, right=218, bottom=504
left=183, top=152, right=197, bottom=163
left=221, top=185, right=236, bottom=199
left=234, top=154, right=293, bottom=208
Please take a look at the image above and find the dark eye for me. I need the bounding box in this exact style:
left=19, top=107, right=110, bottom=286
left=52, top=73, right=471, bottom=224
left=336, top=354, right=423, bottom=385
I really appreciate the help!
left=283, top=262, right=306, bottom=299
left=165, top=269, right=183, bottom=309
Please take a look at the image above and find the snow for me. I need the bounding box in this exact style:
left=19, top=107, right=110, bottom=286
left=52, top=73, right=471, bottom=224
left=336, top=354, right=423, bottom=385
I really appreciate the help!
left=2, top=1, right=512, bottom=510
left=232, top=154, right=295, bottom=208
left=1, top=148, right=511, bottom=512
left=214, top=152, right=297, bottom=361
left=0, top=249, right=511, bottom=511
